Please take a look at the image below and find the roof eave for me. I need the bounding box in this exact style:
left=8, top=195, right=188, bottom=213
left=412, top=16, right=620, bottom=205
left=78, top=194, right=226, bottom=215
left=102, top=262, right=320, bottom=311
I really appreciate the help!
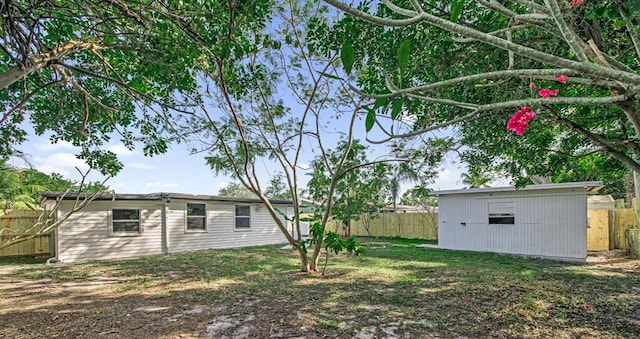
left=430, top=181, right=604, bottom=196
left=39, top=192, right=293, bottom=205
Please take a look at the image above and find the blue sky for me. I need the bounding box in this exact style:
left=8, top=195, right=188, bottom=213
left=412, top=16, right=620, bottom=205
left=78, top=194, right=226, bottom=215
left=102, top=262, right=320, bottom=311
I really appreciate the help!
left=11, top=121, right=468, bottom=196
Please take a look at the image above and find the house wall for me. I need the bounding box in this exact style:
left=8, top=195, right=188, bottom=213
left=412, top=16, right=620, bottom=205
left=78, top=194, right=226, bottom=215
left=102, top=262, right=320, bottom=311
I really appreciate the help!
left=166, top=200, right=289, bottom=254
left=438, top=188, right=588, bottom=262
left=55, top=200, right=164, bottom=263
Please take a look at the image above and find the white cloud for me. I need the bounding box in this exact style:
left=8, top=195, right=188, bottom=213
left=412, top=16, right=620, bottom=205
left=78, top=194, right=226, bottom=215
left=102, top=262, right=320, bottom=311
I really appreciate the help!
left=34, top=153, right=89, bottom=177
left=428, top=167, right=464, bottom=191
left=108, top=182, right=128, bottom=190
left=144, top=181, right=179, bottom=189
left=107, top=144, right=137, bottom=156
left=217, top=181, right=229, bottom=189
left=128, top=162, right=155, bottom=170
left=35, top=140, right=77, bottom=152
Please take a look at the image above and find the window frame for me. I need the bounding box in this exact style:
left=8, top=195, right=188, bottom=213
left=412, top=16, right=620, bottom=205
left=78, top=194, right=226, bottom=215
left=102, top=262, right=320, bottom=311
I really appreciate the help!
left=185, top=202, right=208, bottom=233
left=234, top=204, right=252, bottom=231
left=110, top=208, right=142, bottom=236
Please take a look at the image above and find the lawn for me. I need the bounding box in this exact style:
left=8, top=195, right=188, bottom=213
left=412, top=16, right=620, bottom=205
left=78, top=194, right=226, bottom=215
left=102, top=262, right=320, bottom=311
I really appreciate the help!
left=1, top=237, right=639, bottom=338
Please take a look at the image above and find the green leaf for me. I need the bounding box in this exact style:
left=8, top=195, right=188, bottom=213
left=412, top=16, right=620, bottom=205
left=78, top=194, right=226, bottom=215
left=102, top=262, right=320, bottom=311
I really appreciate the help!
left=391, top=98, right=403, bottom=119
left=613, top=19, right=627, bottom=30
left=365, top=109, right=376, bottom=132
left=318, top=71, right=343, bottom=80
left=397, top=41, right=411, bottom=72
left=373, top=97, right=389, bottom=110
left=450, top=0, right=464, bottom=23
left=341, top=41, right=354, bottom=75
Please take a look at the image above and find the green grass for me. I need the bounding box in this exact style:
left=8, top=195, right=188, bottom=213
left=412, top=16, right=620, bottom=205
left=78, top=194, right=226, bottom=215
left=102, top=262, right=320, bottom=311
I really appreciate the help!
left=2, top=237, right=640, bottom=338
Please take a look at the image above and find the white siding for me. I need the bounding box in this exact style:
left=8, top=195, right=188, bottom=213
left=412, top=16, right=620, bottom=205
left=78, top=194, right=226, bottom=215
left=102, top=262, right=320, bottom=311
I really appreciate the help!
left=166, top=200, right=288, bottom=253
left=56, top=200, right=164, bottom=263
left=438, top=188, right=588, bottom=262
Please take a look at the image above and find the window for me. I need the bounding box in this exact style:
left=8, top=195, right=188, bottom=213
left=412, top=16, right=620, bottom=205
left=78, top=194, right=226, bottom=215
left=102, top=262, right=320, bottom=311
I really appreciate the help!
left=488, top=201, right=515, bottom=225
left=235, top=205, right=251, bottom=230
left=187, top=203, right=207, bottom=231
left=112, top=209, right=141, bottom=234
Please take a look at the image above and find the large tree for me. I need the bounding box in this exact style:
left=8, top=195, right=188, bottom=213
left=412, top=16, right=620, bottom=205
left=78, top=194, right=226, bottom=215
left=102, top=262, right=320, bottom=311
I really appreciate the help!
left=194, top=0, right=375, bottom=272
left=321, top=0, right=640, bottom=188
left=1, top=0, right=271, bottom=175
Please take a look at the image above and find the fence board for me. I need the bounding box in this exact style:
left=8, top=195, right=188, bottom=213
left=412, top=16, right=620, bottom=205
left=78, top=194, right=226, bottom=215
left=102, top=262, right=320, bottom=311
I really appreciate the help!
left=0, top=210, right=52, bottom=258
left=614, top=209, right=637, bottom=250
left=587, top=209, right=609, bottom=251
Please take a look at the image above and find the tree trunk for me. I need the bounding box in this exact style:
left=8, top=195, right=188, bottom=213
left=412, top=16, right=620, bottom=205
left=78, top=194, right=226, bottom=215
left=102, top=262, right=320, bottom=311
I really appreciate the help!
left=297, top=246, right=311, bottom=272
left=310, top=250, right=321, bottom=272
left=309, top=233, right=324, bottom=272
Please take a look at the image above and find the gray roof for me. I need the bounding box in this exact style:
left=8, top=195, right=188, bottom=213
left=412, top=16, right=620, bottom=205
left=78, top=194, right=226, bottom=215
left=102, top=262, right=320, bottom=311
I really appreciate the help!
left=39, top=192, right=293, bottom=205
left=430, top=181, right=603, bottom=196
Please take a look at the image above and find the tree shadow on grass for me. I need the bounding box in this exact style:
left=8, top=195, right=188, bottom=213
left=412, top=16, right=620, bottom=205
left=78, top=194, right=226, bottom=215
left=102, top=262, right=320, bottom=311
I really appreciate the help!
left=1, top=244, right=639, bottom=338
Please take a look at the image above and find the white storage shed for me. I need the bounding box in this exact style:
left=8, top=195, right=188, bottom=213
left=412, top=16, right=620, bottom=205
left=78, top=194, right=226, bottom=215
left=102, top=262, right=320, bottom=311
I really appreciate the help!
left=40, top=192, right=295, bottom=263
left=430, top=181, right=602, bottom=263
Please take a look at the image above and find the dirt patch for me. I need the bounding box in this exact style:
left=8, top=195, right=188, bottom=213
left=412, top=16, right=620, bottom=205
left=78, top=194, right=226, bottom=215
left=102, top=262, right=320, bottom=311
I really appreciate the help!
left=587, top=250, right=640, bottom=271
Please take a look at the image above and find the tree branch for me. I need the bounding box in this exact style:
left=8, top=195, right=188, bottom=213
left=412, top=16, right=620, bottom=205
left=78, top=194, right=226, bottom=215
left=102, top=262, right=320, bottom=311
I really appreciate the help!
left=322, top=0, right=640, bottom=85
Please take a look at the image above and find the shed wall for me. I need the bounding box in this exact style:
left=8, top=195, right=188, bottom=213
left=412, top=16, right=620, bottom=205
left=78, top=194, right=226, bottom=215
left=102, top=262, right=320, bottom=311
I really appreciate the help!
left=56, top=200, right=164, bottom=263
left=166, top=201, right=288, bottom=253
left=438, top=188, right=588, bottom=262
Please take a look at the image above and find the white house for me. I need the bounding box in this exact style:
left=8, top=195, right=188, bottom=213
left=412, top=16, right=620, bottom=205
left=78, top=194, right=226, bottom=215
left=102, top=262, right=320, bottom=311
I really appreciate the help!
left=40, top=192, right=294, bottom=263
left=430, top=181, right=603, bottom=263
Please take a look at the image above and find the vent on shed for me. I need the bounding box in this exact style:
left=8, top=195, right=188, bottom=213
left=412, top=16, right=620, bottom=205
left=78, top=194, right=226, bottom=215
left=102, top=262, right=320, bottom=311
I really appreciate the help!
left=488, top=201, right=515, bottom=225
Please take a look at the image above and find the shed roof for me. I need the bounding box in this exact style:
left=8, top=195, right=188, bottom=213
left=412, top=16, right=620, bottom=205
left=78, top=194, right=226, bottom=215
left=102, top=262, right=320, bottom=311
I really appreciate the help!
left=430, top=181, right=603, bottom=196
left=587, top=194, right=615, bottom=204
left=40, top=192, right=293, bottom=205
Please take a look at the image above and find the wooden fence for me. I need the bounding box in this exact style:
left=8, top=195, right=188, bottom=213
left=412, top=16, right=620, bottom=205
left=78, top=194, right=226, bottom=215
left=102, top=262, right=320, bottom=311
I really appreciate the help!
left=331, top=213, right=438, bottom=240
left=584, top=208, right=638, bottom=251
left=0, top=210, right=53, bottom=258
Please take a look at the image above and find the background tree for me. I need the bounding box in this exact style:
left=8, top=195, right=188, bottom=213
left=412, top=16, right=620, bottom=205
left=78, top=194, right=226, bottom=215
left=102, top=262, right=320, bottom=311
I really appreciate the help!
left=264, top=174, right=292, bottom=200
left=322, top=0, right=640, bottom=192
left=307, top=139, right=391, bottom=237
left=400, top=186, right=437, bottom=207
left=384, top=140, right=445, bottom=211
left=18, top=168, right=108, bottom=199
left=399, top=184, right=439, bottom=238
left=218, top=183, right=257, bottom=199
left=460, top=167, right=493, bottom=188
left=0, top=159, right=44, bottom=211
left=388, top=162, right=418, bottom=211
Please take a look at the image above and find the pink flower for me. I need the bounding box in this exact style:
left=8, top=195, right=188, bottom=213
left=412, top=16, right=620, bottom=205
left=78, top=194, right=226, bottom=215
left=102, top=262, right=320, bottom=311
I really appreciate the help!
left=507, top=106, right=536, bottom=136
left=570, top=0, right=584, bottom=7
left=538, top=88, right=559, bottom=98
left=555, top=75, right=568, bottom=83
left=529, top=82, right=536, bottom=88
